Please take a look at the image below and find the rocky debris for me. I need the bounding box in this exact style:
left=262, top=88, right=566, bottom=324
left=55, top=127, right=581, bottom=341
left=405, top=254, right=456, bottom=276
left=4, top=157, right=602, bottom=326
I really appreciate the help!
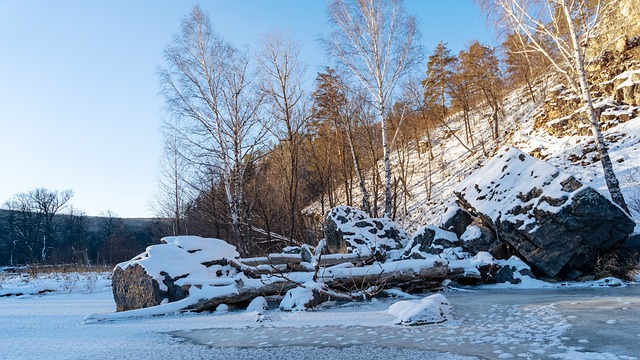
left=402, top=225, right=459, bottom=258
left=533, top=83, right=637, bottom=137
left=455, top=147, right=636, bottom=277
left=323, top=206, right=408, bottom=261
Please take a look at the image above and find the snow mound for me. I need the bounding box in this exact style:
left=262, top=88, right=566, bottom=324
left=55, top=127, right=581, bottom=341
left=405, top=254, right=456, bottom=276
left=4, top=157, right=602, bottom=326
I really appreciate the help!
left=388, top=293, right=452, bottom=325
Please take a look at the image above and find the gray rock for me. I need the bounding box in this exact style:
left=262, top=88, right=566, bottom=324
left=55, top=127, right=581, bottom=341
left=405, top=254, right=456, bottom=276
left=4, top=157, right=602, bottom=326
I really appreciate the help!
left=403, top=225, right=459, bottom=258
left=323, top=206, right=407, bottom=261
left=455, top=147, right=636, bottom=277
left=441, top=206, right=473, bottom=238
left=112, top=263, right=166, bottom=312
left=324, top=206, right=369, bottom=254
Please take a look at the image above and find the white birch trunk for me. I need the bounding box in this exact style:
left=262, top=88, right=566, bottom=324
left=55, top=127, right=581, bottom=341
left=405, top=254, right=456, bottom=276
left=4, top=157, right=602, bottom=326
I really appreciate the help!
left=562, top=1, right=629, bottom=213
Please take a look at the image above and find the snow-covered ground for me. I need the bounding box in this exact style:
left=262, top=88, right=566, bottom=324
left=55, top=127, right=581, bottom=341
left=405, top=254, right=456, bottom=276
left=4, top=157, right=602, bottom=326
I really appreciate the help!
left=1, top=272, right=639, bottom=360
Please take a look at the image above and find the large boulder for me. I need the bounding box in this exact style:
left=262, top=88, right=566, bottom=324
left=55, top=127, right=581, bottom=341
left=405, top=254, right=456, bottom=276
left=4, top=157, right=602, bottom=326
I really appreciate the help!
left=324, top=206, right=369, bottom=254
left=112, top=236, right=240, bottom=311
left=455, top=147, right=636, bottom=277
left=323, top=206, right=408, bottom=261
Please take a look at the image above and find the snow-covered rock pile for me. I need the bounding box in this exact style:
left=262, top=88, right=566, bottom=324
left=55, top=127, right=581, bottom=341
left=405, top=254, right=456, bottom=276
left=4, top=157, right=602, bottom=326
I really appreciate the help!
left=323, top=206, right=408, bottom=261
left=454, top=146, right=636, bottom=277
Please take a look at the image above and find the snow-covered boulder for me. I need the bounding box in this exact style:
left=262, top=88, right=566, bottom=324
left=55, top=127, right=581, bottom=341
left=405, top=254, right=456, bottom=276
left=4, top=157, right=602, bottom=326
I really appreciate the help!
left=455, top=147, right=636, bottom=277
left=402, top=225, right=459, bottom=258
left=388, top=293, right=452, bottom=325
left=324, top=206, right=370, bottom=254
left=323, top=206, right=408, bottom=261
left=440, top=205, right=473, bottom=237
left=112, top=236, right=240, bottom=311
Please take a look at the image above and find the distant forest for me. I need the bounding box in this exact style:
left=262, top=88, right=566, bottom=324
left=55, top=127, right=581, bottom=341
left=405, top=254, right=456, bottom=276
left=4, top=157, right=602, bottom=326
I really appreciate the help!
left=0, top=188, right=168, bottom=266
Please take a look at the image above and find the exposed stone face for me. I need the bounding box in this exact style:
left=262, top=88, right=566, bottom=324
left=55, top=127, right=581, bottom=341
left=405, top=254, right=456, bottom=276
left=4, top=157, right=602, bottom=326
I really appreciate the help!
left=459, top=219, right=500, bottom=257
left=324, top=206, right=369, bottom=254
left=402, top=225, right=459, bottom=258
left=440, top=206, right=473, bottom=238
left=112, top=264, right=166, bottom=312
left=455, top=147, right=636, bottom=277
left=323, top=206, right=407, bottom=260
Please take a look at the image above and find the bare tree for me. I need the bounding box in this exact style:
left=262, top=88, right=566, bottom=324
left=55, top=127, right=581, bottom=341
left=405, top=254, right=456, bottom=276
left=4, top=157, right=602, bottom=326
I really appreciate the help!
left=152, top=123, right=192, bottom=236
left=323, top=0, right=423, bottom=218
left=257, top=31, right=309, bottom=244
left=486, top=0, right=629, bottom=212
left=2, top=188, right=72, bottom=263
left=159, top=5, right=268, bottom=255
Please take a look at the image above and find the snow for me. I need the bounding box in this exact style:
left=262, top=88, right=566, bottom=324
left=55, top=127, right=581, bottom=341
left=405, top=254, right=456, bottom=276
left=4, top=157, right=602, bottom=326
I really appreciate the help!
left=117, top=236, right=239, bottom=292
left=388, top=293, right=452, bottom=325
left=279, top=281, right=326, bottom=311
left=3, top=273, right=639, bottom=359
left=455, top=146, right=583, bottom=226
left=461, top=225, right=482, bottom=242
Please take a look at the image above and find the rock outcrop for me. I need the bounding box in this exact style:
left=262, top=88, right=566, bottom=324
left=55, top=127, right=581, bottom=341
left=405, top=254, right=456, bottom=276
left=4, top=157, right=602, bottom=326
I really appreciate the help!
left=323, top=206, right=408, bottom=261
left=455, top=147, right=636, bottom=277
left=402, top=225, right=459, bottom=258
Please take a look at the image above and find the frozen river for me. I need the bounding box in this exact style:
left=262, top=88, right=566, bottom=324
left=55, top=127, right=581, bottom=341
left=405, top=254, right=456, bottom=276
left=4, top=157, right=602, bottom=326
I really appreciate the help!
left=0, top=283, right=638, bottom=359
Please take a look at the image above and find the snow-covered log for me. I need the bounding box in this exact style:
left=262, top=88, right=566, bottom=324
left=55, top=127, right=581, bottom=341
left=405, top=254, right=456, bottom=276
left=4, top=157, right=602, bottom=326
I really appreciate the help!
left=111, top=235, right=449, bottom=315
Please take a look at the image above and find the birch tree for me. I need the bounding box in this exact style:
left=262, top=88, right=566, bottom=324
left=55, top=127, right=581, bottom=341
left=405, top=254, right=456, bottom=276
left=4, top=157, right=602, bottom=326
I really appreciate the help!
left=323, top=0, right=422, bottom=218
left=159, top=5, right=267, bottom=255
left=486, top=0, right=629, bottom=212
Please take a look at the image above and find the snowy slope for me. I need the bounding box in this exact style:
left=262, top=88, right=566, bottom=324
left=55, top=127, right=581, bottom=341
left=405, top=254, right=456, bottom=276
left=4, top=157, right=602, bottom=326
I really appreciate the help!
left=309, top=80, right=640, bottom=235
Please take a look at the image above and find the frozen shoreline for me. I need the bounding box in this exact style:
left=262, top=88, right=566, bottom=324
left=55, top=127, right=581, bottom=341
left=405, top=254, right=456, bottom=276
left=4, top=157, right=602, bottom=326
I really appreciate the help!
left=1, top=281, right=639, bottom=360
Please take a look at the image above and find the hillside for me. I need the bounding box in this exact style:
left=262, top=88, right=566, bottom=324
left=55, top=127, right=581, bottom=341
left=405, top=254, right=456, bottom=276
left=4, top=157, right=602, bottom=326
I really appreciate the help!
left=392, top=80, right=640, bottom=234
left=308, top=38, right=640, bottom=237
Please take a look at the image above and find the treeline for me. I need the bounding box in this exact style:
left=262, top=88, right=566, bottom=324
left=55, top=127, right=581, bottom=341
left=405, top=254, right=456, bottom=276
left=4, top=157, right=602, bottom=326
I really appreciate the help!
left=152, top=1, right=555, bottom=258
left=0, top=188, right=166, bottom=266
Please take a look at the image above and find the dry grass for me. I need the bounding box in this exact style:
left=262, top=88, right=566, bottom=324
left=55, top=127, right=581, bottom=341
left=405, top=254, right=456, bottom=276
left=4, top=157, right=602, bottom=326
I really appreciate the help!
left=23, top=264, right=113, bottom=277
left=595, top=251, right=639, bottom=281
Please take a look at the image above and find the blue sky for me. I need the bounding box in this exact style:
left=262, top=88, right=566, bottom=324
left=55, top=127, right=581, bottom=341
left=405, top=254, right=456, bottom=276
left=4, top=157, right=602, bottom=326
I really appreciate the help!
left=0, top=0, right=494, bottom=218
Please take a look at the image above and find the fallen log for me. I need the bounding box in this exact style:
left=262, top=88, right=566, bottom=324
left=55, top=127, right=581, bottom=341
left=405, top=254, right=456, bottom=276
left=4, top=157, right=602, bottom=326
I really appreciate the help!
left=318, top=259, right=448, bottom=293
left=105, top=236, right=451, bottom=320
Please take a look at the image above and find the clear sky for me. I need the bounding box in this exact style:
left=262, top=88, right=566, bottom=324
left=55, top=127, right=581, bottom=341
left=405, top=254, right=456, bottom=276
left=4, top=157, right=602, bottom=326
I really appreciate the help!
left=0, top=0, right=494, bottom=218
